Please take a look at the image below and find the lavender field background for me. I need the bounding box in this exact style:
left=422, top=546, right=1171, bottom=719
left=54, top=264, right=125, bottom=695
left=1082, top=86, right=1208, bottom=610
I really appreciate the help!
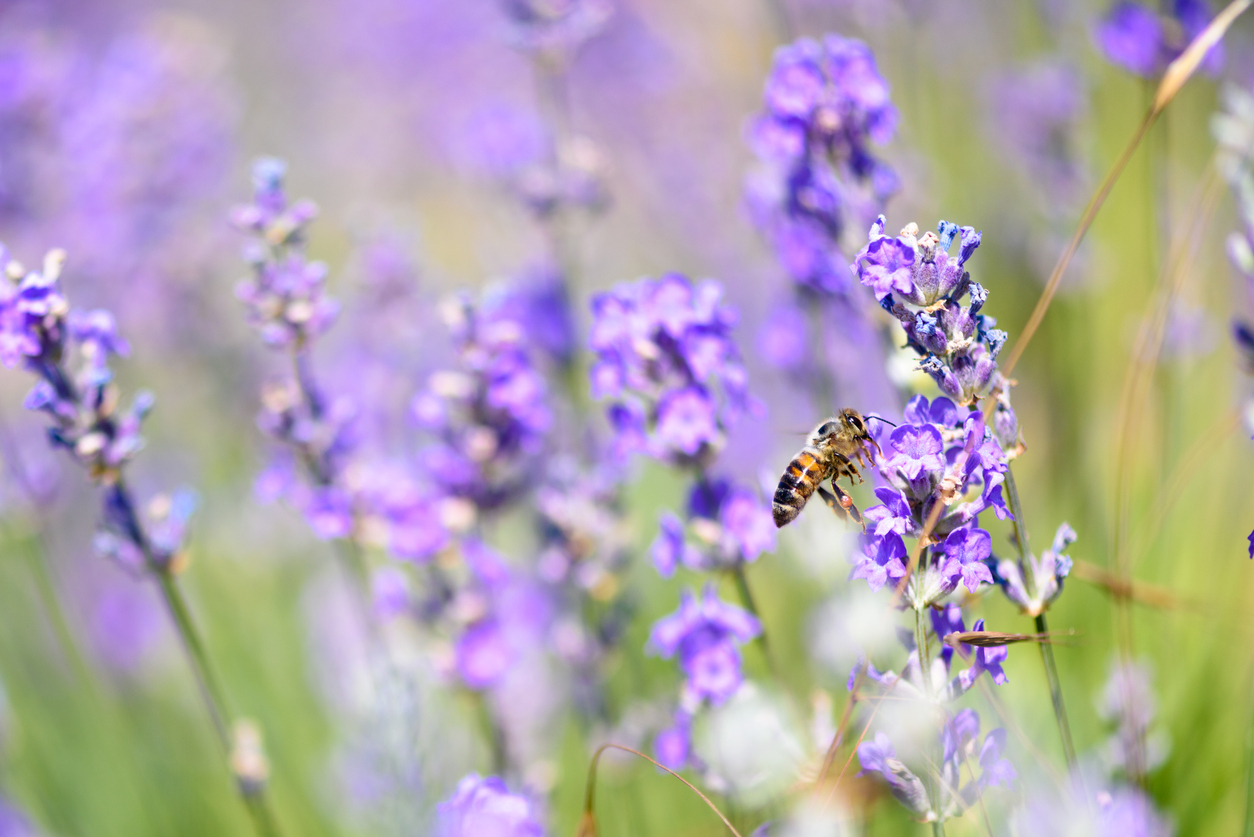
left=0, top=0, right=1249, bottom=835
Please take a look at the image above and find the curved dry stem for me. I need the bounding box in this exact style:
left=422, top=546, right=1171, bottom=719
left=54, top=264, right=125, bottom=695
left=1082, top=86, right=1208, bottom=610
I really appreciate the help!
left=816, top=668, right=864, bottom=785
left=582, top=743, right=744, bottom=837
left=1000, top=0, right=1252, bottom=379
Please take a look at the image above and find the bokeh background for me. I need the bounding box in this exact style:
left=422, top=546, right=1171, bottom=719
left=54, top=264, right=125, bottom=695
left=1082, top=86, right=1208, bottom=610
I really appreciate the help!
left=0, top=0, right=1249, bottom=835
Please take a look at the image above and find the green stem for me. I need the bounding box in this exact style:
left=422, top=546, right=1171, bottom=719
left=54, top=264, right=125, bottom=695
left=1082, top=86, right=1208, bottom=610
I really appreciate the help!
left=155, top=570, right=286, bottom=837
left=1003, top=467, right=1078, bottom=771
left=912, top=555, right=945, bottom=835
left=730, top=563, right=778, bottom=679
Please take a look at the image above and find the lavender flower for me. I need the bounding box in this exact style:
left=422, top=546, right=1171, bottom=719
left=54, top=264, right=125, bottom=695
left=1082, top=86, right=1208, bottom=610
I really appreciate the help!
left=853, top=217, right=1007, bottom=406
left=1012, top=782, right=1174, bottom=837
left=1094, top=1, right=1223, bottom=78
left=856, top=396, right=1010, bottom=607
left=746, top=34, right=898, bottom=297
left=234, top=160, right=452, bottom=563
left=0, top=248, right=192, bottom=570
left=589, top=273, right=752, bottom=466
left=437, top=773, right=546, bottom=837
left=413, top=291, right=552, bottom=513
left=650, top=477, right=777, bottom=577
left=648, top=585, right=761, bottom=705
left=856, top=708, right=1014, bottom=822
left=848, top=613, right=1009, bottom=704
left=992, top=521, right=1075, bottom=617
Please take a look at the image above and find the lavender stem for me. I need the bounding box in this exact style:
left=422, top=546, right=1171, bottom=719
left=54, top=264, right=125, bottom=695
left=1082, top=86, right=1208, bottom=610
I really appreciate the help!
left=119, top=480, right=284, bottom=837
left=1003, top=466, right=1078, bottom=770
left=730, top=562, right=778, bottom=679
left=911, top=555, right=945, bottom=837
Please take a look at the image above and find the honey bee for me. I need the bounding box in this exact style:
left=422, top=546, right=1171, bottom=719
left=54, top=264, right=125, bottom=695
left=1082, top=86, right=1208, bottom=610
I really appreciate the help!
left=772, top=408, right=886, bottom=530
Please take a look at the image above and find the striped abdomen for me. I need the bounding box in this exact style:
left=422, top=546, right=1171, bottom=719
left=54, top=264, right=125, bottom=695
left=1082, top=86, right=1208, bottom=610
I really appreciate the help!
left=773, top=447, right=832, bottom=528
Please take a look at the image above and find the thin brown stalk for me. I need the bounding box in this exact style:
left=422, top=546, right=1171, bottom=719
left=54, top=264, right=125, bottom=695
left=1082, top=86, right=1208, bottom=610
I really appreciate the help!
left=1000, top=0, right=1253, bottom=377
left=816, top=668, right=864, bottom=785
left=581, top=743, right=743, bottom=837
left=821, top=680, right=897, bottom=812
left=1070, top=560, right=1198, bottom=611
left=942, top=630, right=1073, bottom=648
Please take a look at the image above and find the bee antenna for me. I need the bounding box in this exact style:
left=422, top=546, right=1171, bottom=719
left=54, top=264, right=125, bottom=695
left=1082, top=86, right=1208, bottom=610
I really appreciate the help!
left=866, top=414, right=898, bottom=428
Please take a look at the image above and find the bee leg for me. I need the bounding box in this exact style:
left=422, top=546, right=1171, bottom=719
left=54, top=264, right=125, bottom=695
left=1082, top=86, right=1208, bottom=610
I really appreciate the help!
left=838, top=454, right=863, bottom=485
left=815, top=486, right=851, bottom=523
left=817, top=484, right=865, bottom=532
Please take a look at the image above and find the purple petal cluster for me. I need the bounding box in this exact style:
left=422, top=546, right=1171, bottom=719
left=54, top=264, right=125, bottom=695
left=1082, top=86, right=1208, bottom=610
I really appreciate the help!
left=851, top=606, right=1010, bottom=704
left=854, top=216, right=1007, bottom=406
left=0, top=247, right=192, bottom=572
left=1094, top=1, right=1223, bottom=78
left=0, top=251, right=150, bottom=487
left=857, top=395, right=1009, bottom=604
left=231, top=159, right=339, bottom=350
left=648, top=585, right=761, bottom=705
left=857, top=707, right=1014, bottom=821
left=650, top=477, right=776, bottom=576
left=589, top=274, right=752, bottom=466
left=746, top=34, right=898, bottom=297
left=412, top=292, right=553, bottom=513
left=992, top=522, right=1075, bottom=616
left=436, top=773, right=546, bottom=837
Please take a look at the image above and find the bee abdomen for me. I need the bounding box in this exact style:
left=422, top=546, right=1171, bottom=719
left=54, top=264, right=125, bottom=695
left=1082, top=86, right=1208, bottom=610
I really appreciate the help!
left=772, top=449, right=827, bottom=528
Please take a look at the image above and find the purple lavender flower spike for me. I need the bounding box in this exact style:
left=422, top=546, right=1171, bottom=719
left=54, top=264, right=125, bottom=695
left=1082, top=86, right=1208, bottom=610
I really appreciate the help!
left=648, top=585, right=761, bottom=704
left=1095, top=1, right=1223, bottom=78
left=993, top=521, right=1076, bottom=616
left=746, top=36, right=898, bottom=297
left=589, top=274, right=753, bottom=466
left=436, top=773, right=546, bottom=837
left=1248, top=529, right=1253, bottom=560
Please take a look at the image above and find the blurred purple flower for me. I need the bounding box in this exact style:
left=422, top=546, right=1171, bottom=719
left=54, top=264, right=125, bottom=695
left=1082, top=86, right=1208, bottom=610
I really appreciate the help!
left=1095, top=1, right=1223, bottom=77
left=589, top=274, right=753, bottom=466
left=436, top=773, right=546, bottom=837
left=648, top=585, right=761, bottom=704
left=1095, top=3, right=1164, bottom=76
left=456, top=620, right=515, bottom=690
left=653, top=710, right=692, bottom=770
left=993, top=521, right=1075, bottom=616
left=987, top=61, right=1088, bottom=211
left=746, top=34, right=898, bottom=297
left=856, top=732, right=931, bottom=817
